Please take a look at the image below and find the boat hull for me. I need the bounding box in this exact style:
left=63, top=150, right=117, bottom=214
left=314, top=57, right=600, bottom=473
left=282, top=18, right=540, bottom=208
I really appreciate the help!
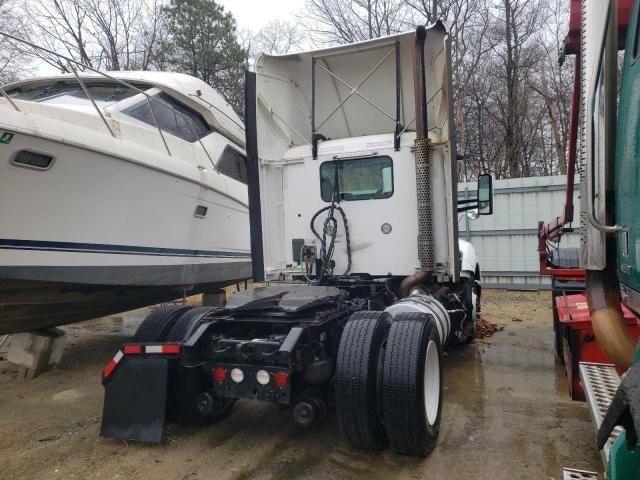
left=0, top=122, right=251, bottom=333
left=0, top=274, right=248, bottom=334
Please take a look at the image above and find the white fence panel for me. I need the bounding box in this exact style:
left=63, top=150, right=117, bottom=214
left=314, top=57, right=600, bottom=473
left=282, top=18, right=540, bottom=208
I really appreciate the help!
left=458, top=175, right=580, bottom=289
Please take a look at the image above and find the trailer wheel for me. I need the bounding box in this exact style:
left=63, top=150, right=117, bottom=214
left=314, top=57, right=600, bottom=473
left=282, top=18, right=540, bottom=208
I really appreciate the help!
left=167, top=307, right=235, bottom=426
left=383, top=312, right=442, bottom=456
left=133, top=305, right=193, bottom=342
left=335, top=310, right=391, bottom=451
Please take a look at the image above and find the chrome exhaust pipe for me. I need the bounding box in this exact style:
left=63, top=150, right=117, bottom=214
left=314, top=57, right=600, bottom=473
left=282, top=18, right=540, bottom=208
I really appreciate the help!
left=587, top=268, right=635, bottom=371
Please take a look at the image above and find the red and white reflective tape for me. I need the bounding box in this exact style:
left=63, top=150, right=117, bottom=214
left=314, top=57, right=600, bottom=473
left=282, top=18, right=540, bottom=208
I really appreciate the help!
left=103, top=350, right=124, bottom=379
left=144, top=344, right=181, bottom=354
left=102, top=343, right=181, bottom=380
left=123, top=345, right=143, bottom=354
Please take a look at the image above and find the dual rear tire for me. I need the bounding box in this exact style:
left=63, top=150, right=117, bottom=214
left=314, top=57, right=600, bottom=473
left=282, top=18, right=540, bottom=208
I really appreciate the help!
left=133, top=305, right=194, bottom=342
left=166, top=307, right=235, bottom=427
left=335, top=311, right=390, bottom=450
left=133, top=306, right=235, bottom=427
left=335, top=310, right=443, bottom=456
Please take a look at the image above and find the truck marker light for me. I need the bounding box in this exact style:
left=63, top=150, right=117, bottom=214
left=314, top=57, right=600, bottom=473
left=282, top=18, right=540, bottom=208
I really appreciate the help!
left=256, top=370, right=270, bottom=385
left=274, top=371, right=289, bottom=388
left=124, top=345, right=142, bottom=354
left=230, top=368, right=244, bottom=383
left=213, top=367, right=227, bottom=383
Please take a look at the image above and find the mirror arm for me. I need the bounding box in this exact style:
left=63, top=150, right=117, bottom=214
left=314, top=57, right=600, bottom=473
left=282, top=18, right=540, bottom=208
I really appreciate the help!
left=457, top=204, right=479, bottom=213
left=457, top=198, right=478, bottom=205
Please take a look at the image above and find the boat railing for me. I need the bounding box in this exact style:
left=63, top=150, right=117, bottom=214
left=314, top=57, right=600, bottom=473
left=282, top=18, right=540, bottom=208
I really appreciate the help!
left=0, top=31, right=217, bottom=169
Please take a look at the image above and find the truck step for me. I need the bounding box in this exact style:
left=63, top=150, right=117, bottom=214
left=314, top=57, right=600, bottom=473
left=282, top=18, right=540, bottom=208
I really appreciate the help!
left=562, top=467, right=598, bottom=480
left=579, top=362, right=623, bottom=464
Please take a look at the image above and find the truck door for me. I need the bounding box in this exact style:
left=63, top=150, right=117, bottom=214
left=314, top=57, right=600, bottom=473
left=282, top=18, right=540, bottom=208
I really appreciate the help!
left=616, top=0, right=640, bottom=302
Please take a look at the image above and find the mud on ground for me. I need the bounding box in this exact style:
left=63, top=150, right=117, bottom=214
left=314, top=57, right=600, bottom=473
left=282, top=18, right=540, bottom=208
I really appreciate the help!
left=0, top=290, right=601, bottom=480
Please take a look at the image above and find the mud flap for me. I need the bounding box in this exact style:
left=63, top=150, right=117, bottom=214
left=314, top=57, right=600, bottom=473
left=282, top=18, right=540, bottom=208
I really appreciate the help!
left=100, top=356, right=169, bottom=443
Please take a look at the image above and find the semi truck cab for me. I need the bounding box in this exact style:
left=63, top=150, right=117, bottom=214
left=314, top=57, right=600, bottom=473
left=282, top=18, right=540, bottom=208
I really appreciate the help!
left=99, top=24, right=494, bottom=457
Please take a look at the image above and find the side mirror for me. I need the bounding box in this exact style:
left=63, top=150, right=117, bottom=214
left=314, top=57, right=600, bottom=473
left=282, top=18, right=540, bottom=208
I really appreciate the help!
left=457, top=173, right=494, bottom=216
left=477, top=174, right=493, bottom=215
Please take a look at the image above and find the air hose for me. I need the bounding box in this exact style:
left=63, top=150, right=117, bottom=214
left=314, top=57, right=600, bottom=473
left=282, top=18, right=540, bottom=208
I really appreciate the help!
left=310, top=168, right=352, bottom=281
left=310, top=205, right=352, bottom=280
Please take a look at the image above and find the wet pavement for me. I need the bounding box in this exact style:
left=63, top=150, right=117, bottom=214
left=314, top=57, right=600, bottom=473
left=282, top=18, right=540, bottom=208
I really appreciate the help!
left=0, top=290, right=602, bottom=480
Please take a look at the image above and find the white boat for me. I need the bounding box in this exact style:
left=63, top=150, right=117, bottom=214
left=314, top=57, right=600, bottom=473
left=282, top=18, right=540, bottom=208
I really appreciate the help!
left=0, top=71, right=251, bottom=333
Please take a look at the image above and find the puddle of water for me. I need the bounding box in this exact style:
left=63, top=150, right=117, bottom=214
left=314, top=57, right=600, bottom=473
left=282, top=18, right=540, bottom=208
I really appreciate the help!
left=434, top=327, right=601, bottom=479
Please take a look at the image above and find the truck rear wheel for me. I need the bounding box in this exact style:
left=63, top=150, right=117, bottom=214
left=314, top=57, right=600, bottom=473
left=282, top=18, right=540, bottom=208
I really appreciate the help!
left=382, top=312, right=442, bottom=456
left=166, top=306, right=218, bottom=343
left=335, top=310, right=391, bottom=451
left=167, top=307, right=235, bottom=426
left=133, top=305, right=193, bottom=342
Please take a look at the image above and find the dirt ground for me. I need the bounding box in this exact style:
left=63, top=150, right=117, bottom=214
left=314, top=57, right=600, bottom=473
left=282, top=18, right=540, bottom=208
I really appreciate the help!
left=0, top=289, right=602, bottom=480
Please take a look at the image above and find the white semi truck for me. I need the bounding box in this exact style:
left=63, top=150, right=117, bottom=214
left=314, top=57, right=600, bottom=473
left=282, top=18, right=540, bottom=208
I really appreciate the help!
left=99, top=23, right=494, bottom=457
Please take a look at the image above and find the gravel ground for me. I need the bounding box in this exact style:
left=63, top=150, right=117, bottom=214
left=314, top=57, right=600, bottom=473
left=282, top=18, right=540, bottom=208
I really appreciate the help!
left=0, top=289, right=602, bottom=480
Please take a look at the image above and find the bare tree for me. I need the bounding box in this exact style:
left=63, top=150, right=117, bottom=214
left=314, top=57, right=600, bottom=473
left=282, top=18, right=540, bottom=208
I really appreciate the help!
left=0, top=0, right=34, bottom=83
left=302, top=0, right=408, bottom=45
left=484, top=0, right=546, bottom=177
left=26, top=0, right=95, bottom=71
left=531, top=0, right=573, bottom=175
left=407, top=0, right=497, bottom=177
left=253, top=19, right=303, bottom=55
left=25, top=0, right=168, bottom=72
left=138, top=0, right=172, bottom=70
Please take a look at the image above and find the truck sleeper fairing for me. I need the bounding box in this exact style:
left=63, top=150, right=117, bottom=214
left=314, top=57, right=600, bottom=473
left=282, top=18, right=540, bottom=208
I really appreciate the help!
left=253, top=23, right=459, bottom=282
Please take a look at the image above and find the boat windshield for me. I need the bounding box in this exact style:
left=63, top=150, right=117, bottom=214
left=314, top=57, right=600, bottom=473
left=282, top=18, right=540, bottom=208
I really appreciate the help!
left=7, top=82, right=147, bottom=107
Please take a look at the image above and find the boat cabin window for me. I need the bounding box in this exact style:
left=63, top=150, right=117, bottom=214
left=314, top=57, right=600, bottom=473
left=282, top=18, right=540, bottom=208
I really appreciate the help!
left=320, top=156, right=394, bottom=202
left=123, top=92, right=212, bottom=143
left=7, top=82, right=142, bottom=108
left=217, top=146, right=247, bottom=184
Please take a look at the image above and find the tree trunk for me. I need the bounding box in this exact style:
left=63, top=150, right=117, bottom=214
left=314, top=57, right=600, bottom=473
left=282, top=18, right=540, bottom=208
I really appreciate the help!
left=504, top=0, right=519, bottom=178
left=539, top=62, right=567, bottom=174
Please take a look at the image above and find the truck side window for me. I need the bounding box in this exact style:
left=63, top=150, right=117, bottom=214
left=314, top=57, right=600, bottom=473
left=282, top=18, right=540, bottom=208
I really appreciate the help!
left=217, top=146, right=247, bottom=184
left=124, top=92, right=212, bottom=143
left=319, top=156, right=393, bottom=202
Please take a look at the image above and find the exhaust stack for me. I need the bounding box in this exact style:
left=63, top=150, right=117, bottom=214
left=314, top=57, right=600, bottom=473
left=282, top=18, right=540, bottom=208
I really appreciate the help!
left=413, top=25, right=434, bottom=275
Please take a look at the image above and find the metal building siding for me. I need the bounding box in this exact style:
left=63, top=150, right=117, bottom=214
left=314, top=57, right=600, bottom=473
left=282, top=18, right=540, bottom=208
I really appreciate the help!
left=458, top=175, right=581, bottom=289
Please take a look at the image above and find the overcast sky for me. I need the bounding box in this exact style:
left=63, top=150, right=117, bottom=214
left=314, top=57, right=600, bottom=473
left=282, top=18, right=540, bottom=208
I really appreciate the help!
left=218, top=0, right=305, bottom=31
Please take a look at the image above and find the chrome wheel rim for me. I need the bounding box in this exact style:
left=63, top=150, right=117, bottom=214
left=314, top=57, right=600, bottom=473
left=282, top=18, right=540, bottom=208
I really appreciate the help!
left=423, top=339, right=440, bottom=426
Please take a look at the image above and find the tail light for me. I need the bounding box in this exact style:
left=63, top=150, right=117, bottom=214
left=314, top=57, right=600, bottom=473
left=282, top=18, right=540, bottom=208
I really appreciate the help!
left=274, top=371, right=289, bottom=388
left=213, top=367, right=227, bottom=383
